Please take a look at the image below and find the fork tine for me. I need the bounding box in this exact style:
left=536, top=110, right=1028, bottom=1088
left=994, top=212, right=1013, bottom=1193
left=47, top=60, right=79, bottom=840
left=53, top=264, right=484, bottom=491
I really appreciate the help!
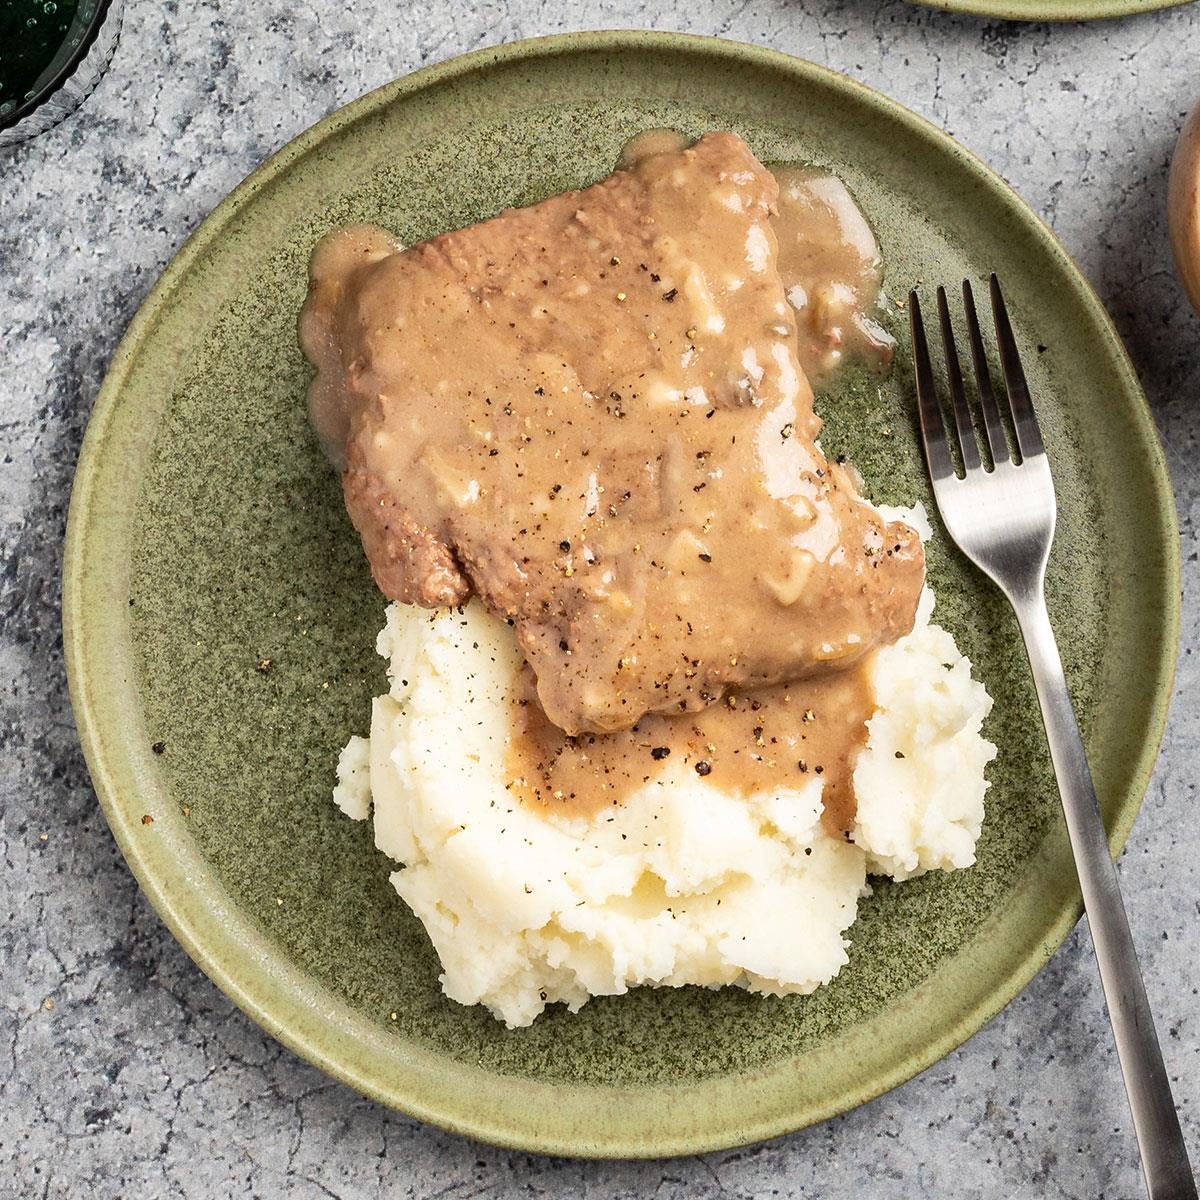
left=989, top=274, right=1045, bottom=459
left=936, top=285, right=981, bottom=473
left=908, top=291, right=956, bottom=483
left=962, top=280, right=1011, bottom=466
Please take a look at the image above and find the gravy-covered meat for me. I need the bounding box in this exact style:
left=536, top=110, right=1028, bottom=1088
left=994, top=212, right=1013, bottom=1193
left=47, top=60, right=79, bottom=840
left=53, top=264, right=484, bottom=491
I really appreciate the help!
left=300, top=131, right=924, bottom=735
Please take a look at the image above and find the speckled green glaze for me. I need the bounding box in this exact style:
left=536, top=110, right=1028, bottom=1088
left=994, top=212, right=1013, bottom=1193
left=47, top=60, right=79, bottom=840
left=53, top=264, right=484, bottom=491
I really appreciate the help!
left=909, top=0, right=1192, bottom=22
left=63, top=33, right=1179, bottom=1159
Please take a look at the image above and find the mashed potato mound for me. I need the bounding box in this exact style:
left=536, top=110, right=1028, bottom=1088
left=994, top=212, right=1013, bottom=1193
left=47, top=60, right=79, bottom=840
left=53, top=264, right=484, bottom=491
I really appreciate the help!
left=334, top=507, right=995, bottom=1028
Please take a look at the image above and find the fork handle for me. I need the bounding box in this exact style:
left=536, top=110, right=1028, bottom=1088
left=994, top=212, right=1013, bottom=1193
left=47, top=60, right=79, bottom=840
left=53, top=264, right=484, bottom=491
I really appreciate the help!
left=1012, top=590, right=1196, bottom=1200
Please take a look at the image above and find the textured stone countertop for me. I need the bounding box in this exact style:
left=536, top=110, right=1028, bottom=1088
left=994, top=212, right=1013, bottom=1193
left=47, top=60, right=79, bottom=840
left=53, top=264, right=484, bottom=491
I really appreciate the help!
left=3, top=0, right=1199, bottom=1196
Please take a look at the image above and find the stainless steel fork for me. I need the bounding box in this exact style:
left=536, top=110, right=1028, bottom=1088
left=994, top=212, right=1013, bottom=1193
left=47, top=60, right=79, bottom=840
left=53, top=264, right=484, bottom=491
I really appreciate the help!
left=910, top=276, right=1196, bottom=1200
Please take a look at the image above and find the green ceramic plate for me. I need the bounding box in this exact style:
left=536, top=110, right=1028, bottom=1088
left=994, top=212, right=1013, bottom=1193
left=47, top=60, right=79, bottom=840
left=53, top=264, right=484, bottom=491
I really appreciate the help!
left=910, top=0, right=1192, bottom=22
left=63, top=32, right=1178, bottom=1159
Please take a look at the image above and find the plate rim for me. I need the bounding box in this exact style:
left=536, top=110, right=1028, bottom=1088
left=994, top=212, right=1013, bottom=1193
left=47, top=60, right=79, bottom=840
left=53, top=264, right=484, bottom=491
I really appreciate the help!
left=63, top=29, right=1181, bottom=1159
left=908, top=0, right=1192, bottom=22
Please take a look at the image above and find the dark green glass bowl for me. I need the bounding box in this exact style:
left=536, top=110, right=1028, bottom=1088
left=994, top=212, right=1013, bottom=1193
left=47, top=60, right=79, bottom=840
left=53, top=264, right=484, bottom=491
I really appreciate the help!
left=0, top=0, right=121, bottom=147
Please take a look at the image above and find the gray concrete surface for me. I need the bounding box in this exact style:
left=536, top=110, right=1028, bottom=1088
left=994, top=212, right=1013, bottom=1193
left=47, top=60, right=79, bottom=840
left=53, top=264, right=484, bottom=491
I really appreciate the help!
left=2, top=0, right=1199, bottom=1196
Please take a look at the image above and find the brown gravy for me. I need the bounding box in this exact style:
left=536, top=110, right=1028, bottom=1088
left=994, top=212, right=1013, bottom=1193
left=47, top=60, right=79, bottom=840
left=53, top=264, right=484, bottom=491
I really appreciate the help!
left=773, top=166, right=896, bottom=385
left=300, top=131, right=923, bottom=743
left=507, top=658, right=873, bottom=833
